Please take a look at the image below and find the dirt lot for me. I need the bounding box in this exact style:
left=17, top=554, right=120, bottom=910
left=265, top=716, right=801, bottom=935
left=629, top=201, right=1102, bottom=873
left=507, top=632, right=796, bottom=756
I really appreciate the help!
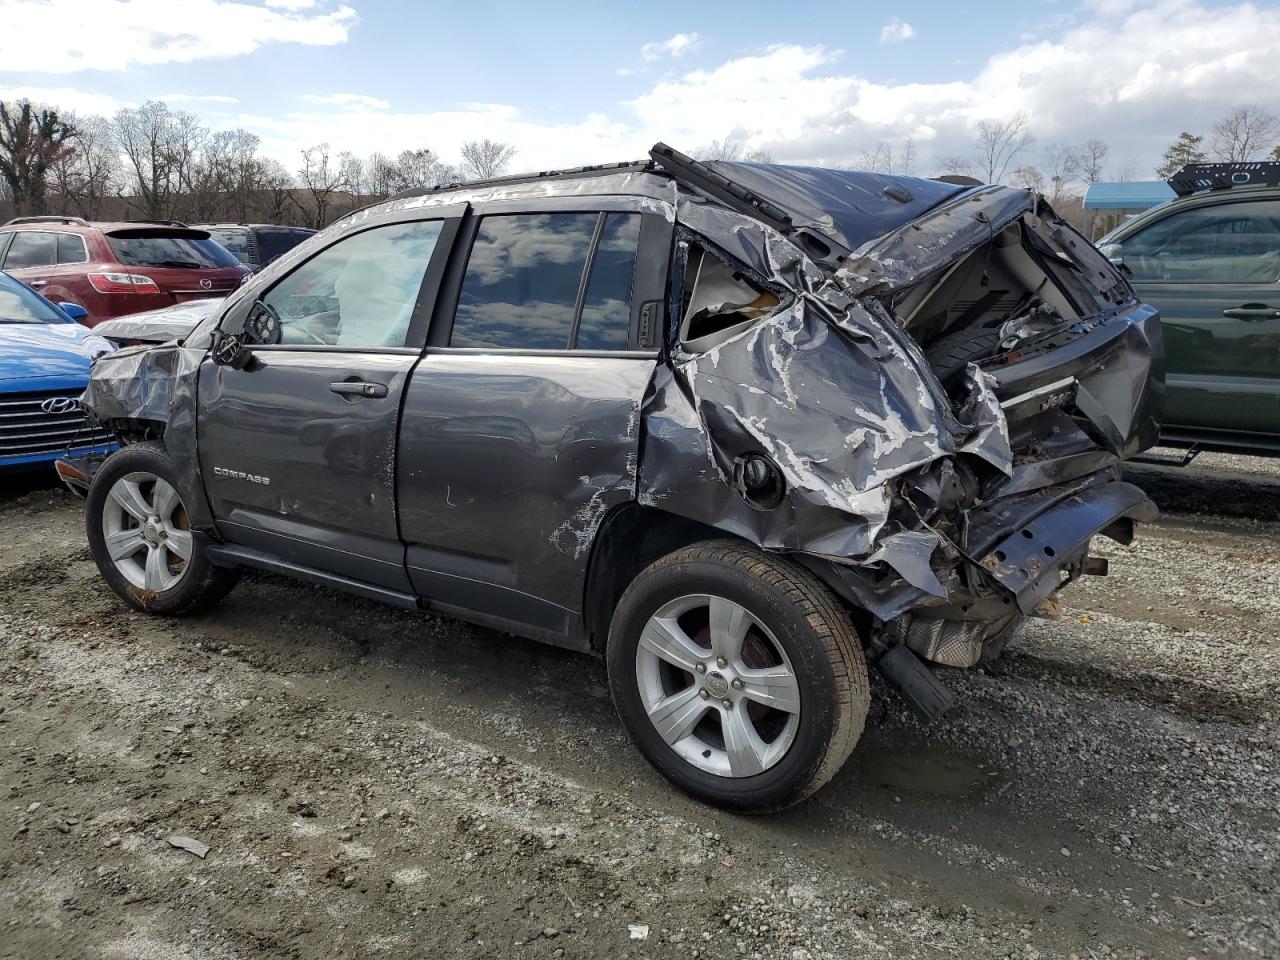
left=2, top=453, right=1277, bottom=960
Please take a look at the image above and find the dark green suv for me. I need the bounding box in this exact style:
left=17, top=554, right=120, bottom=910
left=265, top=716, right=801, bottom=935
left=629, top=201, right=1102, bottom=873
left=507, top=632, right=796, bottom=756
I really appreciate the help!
left=1098, top=162, right=1280, bottom=454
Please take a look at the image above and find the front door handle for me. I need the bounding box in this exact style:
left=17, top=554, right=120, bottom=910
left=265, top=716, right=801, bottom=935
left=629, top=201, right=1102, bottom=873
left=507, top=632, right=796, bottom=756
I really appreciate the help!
left=28, top=279, right=47, bottom=287
left=329, top=380, right=388, bottom=399
left=1222, top=303, right=1280, bottom=321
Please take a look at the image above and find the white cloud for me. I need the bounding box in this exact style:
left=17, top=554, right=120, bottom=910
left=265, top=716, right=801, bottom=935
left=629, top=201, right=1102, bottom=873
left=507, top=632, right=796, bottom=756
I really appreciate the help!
left=879, top=19, right=917, bottom=44
left=0, top=85, right=129, bottom=117
left=0, top=0, right=357, bottom=73
left=300, top=92, right=391, bottom=110
left=641, top=32, right=702, bottom=60
left=8, top=1, right=1280, bottom=182
left=160, top=93, right=240, bottom=104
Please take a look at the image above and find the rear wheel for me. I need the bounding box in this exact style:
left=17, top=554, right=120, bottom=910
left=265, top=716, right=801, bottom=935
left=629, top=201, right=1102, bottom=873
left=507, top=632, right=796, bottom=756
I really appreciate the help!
left=607, top=540, right=869, bottom=812
left=86, top=442, right=238, bottom=615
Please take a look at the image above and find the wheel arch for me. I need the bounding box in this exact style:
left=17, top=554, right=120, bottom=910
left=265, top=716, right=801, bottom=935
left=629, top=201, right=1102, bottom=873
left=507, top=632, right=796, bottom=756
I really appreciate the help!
left=582, top=502, right=736, bottom=654
left=582, top=502, right=871, bottom=655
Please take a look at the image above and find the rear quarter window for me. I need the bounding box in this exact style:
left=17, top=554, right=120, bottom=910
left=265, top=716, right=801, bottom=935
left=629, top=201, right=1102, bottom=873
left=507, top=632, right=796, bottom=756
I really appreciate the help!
left=56, top=233, right=88, bottom=264
left=107, top=230, right=242, bottom=269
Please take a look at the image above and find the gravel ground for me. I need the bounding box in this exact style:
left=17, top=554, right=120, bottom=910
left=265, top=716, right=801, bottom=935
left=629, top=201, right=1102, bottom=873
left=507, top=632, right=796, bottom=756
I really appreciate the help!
left=1, top=456, right=1277, bottom=960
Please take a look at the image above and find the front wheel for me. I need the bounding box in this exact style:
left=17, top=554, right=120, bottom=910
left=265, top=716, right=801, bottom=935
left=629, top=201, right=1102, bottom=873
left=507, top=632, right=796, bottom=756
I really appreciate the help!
left=607, top=540, right=869, bottom=812
left=86, top=442, right=239, bottom=615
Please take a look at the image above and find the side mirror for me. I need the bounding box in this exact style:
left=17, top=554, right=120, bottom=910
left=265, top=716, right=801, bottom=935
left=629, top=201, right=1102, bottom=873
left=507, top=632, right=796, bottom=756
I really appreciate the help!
left=58, top=301, right=89, bottom=322
left=1098, top=242, right=1124, bottom=266
left=243, top=300, right=282, bottom=345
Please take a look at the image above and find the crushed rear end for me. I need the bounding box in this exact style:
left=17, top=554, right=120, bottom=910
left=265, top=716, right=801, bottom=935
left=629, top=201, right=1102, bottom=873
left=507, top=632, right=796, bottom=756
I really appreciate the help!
left=641, top=146, right=1161, bottom=706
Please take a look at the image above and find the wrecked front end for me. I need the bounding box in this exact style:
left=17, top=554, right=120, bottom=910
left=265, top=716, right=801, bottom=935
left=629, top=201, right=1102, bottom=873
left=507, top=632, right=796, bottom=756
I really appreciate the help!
left=642, top=151, right=1161, bottom=689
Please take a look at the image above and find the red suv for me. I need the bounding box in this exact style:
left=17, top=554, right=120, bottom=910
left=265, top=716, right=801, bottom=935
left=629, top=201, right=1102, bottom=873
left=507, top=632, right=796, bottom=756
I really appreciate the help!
left=0, top=216, right=250, bottom=327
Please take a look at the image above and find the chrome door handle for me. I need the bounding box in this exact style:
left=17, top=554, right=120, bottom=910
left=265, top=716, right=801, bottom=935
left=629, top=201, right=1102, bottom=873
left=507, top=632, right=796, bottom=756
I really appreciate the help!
left=28, top=279, right=47, bottom=287
left=329, top=380, right=388, bottom=398
left=1222, top=303, right=1280, bottom=321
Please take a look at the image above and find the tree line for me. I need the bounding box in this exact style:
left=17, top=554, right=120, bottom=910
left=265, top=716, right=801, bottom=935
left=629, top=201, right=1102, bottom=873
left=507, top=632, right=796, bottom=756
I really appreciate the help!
left=3, top=96, right=1279, bottom=233
left=0, top=99, right=517, bottom=228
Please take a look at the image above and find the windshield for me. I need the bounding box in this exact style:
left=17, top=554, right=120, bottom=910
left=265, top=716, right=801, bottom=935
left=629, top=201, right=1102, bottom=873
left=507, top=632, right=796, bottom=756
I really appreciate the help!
left=0, top=272, right=68, bottom=323
left=106, top=229, right=241, bottom=269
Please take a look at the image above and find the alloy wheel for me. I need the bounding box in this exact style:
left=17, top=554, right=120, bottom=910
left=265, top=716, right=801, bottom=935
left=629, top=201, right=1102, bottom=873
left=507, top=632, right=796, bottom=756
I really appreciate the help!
left=635, top=594, right=801, bottom=777
left=100, top=471, right=193, bottom=593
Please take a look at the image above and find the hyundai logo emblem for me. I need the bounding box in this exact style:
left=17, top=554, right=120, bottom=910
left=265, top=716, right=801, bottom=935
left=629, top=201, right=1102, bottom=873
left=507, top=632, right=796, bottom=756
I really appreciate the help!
left=40, top=397, right=80, bottom=415
left=199, top=278, right=213, bottom=290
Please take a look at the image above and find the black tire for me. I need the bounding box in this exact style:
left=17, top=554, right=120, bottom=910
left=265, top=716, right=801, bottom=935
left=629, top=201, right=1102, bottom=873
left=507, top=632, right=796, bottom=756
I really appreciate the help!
left=925, top=328, right=1003, bottom=383
left=607, top=540, right=869, bottom=812
left=86, top=441, right=239, bottom=615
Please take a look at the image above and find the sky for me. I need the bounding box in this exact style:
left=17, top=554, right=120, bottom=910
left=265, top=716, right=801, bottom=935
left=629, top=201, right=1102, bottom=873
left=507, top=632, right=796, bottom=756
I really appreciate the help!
left=1, top=0, right=1279, bottom=181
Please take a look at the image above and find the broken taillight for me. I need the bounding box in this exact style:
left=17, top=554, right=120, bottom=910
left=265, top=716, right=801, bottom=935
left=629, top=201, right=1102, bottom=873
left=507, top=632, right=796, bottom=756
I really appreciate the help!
left=87, top=272, right=161, bottom=294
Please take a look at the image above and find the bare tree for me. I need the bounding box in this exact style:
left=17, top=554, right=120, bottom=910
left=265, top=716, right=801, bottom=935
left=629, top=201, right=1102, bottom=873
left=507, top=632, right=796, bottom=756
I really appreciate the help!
left=48, top=112, right=115, bottom=218
left=698, top=138, right=742, bottom=161
left=858, top=141, right=893, bottom=173
left=0, top=100, right=77, bottom=216
left=897, top=138, right=916, bottom=176
left=1042, top=143, right=1080, bottom=203
left=1012, top=165, right=1045, bottom=193
left=1077, top=139, right=1107, bottom=185
left=389, top=148, right=457, bottom=191
left=295, top=143, right=345, bottom=228
left=111, top=100, right=204, bottom=221
left=1211, top=104, right=1280, bottom=163
left=256, top=158, right=295, bottom=224
left=338, top=151, right=366, bottom=211
left=742, top=147, right=772, bottom=163
left=459, top=139, right=516, bottom=181
left=975, top=112, right=1033, bottom=184
left=940, top=155, right=976, bottom=179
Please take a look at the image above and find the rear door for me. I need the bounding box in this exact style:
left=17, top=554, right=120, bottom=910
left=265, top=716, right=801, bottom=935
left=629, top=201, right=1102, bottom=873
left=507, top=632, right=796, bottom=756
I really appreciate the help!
left=196, top=207, right=462, bottom=590
left=1119, top=196, right=1280, bottom=437
left=1, top=230, right=58, bottom=291
left=398, top=199, right=671, bottom=636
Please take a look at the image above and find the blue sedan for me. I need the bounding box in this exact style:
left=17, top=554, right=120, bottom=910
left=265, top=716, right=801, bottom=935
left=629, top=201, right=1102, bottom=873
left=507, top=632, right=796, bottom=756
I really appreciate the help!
left=0, top=272, right=117, bottom=473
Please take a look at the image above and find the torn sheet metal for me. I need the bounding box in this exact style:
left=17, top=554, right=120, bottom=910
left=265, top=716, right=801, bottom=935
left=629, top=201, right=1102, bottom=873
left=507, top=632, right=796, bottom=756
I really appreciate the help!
left=639, top=198, right=1017, bottom=616
left=79, top=343, right=218, bottom=530
left=839, top=185, right=1036, bottom=296
left=91, top=298, right=220, bottom=344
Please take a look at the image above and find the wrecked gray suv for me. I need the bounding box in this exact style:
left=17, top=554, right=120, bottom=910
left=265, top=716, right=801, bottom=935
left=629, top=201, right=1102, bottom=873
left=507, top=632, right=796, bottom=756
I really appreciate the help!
left=64, top=144, right=1161, bottom=811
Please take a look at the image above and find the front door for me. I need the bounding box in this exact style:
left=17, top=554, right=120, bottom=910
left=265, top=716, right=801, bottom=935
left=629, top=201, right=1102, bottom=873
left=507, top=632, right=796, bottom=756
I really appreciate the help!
left=1121, top=196, right=1280, bottom=438
left=197, top=211, right=459, bottom=590
left=398, top=203, right=671, bottom=634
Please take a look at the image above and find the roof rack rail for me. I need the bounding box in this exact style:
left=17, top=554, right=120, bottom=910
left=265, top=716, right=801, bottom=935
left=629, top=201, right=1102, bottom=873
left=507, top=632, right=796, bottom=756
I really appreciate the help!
left=389, top=160, right=651, bottom=202
left=119, top=218, right=190, bottom=228
left=1167, top=161, right=1280, bottom=197
left=3, top=214, right=88, bottom=226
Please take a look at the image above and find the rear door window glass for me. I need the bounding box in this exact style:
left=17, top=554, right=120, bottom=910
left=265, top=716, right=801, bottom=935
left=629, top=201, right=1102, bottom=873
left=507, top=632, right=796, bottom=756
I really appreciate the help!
left=262, top=219, right=444, bottom=348
left=106, top=230, right=242, bottom=268
left=56, top=233, right=88, bottom=264
left=1123, top=199, right=1280, bottom=283
left=451, top=213, right=597, bottom=349
left=576, top=213, right=641, bottom=350
left=3, top=231, right=57, bottom=269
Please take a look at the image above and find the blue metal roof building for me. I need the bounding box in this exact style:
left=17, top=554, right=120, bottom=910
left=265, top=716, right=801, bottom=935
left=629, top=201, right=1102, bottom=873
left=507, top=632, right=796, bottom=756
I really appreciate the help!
left=1083, top=180, right=1175, bottom=210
